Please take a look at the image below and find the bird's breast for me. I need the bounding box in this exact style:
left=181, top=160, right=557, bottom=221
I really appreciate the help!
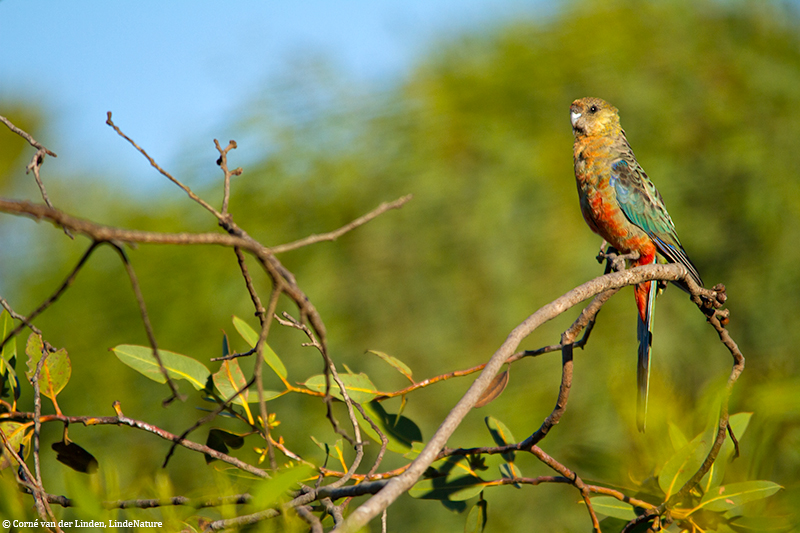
left=573, top=137, right=652, bottom=254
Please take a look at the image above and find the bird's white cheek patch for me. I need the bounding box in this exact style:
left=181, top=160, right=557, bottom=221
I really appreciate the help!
left=571, top=111, right=582, bottom=127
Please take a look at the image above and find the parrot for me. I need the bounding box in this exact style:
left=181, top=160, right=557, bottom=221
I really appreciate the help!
left=570, top=96, right=703, bottom=431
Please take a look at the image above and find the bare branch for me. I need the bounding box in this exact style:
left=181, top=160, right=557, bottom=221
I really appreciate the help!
left=270, top=195, right=413, bottom=254
left=0, top=113, right=71, bottom=237
left=214, top=139, right=242, bottom=216
left=3, top=403, right=269, bottom=478
left=106, top=112, right=223, bottom=219
left=0, top=115, right=57, bottom=157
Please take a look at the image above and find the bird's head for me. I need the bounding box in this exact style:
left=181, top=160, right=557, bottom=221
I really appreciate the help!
left=570, top=97, right=621, bottom=138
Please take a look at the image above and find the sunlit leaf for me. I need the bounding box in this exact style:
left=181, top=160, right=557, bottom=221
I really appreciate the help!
left=658, top=437, right=708, bottom=499
left=701, top=412, right=753, bottom=493
left=356, top=400, right=423, bottom=454
left=249, top=465, right=315, bottom=509
left=311, top=436, right=344, bottom=461
left=588, top=496, right=637, bottom=520
left=232, top=315, right=259, bottom=347
left=0, top=313, right=19, bottom=403
left=698, top=480, right=782, bottom=512
left=367, top=350, right=413, bottom=381
left=403, top=441, right=426, bottom=460
left=484, top=416, right=516, bottom=463
left=668, top=422, right=688, bottom=451
left=0, top=421, right=32, bottom=470
left=232, top=315, right=287, bottom=380
left=112, top=344, right=210, bottom=391
left=247, top=390, right=284, bottom=403
left=304, top=373, right=378, bottom=404
left=464, top=497, right=487, bottom=533
left=659, top=406, right=719, bottom=499
left=474, top=369, right=509, bottom=408
left=728, top=514, right=797, bottom=533
left=499, top=463, right=522, bottom=488
left=213, top=356, right=249, bottom=407
left=25, top=334, right=70, bottom=400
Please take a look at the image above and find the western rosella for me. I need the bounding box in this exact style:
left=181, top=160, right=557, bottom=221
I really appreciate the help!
left=570, top=97, right=703, bottom=431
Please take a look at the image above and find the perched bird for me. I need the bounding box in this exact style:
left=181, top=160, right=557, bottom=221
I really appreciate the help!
left=570, top=97, right=702, bottom=431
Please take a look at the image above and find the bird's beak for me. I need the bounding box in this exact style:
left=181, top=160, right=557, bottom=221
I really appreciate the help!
left=570, top=111, right=581, bottom=128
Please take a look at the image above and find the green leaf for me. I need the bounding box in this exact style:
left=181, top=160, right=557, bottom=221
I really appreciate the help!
left=0, top=421, right=32, bottom=470
left=0, top=360, right=19, bottom=402
left=0, top=313, right=19, bottom=403
left=213, top=356, right=249, bottom=407
left=728, top=515, right=797, bottom=533
left=311, top=436, right=344, bottom=461
left=464, top=497, right=487, bottom=533
left=246, top=390, right=284, bottom=403
left=233, top=315, right=259, bottom=347
left=410, top=474, right=486, bottom=501
left=589, top=496, right=637, bottom=520
left=701, top=412, right=753, bottom=493
left=112, top=344, right=210, bottom=391
left=25, top=334, right=71, bottom=400
left=659, top=407, right=720, bottom=499
left=0, top=311, right=16, bottom=362
left=367, top=350, right=413, bottom=381
left=357, top=400, right=423, bottom=454
left=499, top=463, right=522, bottom=488
left=233, top=316, right=287, bottom=380
left=484, top=416, right=516, bottom=463
left=403, top=441, right=426, bottom=460
left=698, top=481, right=783, bottom=512
left=668, top=422, right=688, bottom=451
left=249, top=465, right=315, bottom=509
left=304, top=373, right=378, bottom=403
left=658, top=437, right=708, bottom=499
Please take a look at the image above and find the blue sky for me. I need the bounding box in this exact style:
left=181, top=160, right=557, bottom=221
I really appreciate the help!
left=1, top=1, right=544, bottom=187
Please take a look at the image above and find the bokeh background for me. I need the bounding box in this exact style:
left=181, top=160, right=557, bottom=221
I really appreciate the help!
left=1, top=0, right=799, bottom=531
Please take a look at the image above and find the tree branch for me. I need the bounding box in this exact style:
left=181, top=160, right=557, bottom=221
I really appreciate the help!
left=336, top=262, right=719, bottom=532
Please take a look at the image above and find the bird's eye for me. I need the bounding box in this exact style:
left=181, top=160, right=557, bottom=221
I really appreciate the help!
left=589, top=105, right=598, bottom=113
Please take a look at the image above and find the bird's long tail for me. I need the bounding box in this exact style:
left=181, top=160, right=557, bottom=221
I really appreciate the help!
left=636, top=278, right=657, bottom=432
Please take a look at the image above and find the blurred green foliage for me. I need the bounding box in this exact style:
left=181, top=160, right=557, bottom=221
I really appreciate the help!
left=1, top=0, right=800, bottom=530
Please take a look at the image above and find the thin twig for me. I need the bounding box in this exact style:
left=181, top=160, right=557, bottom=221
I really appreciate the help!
left=3, top=403, right=268, bottom=478
left=255, top=291, right=283, bottom=470
left=0, top=115, right=57, bottom=157
left=106, top=112, right=223, bottom=219
left=108, top=243, right=184, bottom=405
left=203, top=480, right=391, bottom=531
left=0, top=426, right=59, bottom=529
left=214, top=139, right=242, bottom=216
left=277, top=312, right=365, bottom=487
left=162, top=375, right=258, bottom=468
left=270, top=195, right=413, bottom=254
left=39, top=491, right=253, bottom=509
left=210, top=346, right=257, bottom=362
left=296, top=505, right=324, bottom=533
left=354, top=402, right=389, bottom=479
left=0, top=242, right=101, bottom=353
left=0, top=115, right=68, bottom=236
